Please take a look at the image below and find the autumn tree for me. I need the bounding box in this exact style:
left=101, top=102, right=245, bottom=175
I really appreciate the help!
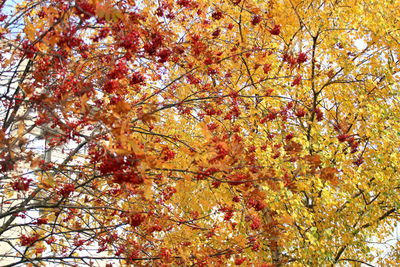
left=0, top=0, right=399, bottom=266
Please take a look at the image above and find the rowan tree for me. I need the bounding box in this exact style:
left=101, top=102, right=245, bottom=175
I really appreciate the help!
left=0, top=0, right=399, bottom=266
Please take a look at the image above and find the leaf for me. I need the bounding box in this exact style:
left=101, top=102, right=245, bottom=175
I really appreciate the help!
left=39, top=175, right=56, bottom=188
left=303, top=154, right=322, bottom=168
left=24, top=21, right=36, bottom=41
left=320, top=167, right=339, bottom=185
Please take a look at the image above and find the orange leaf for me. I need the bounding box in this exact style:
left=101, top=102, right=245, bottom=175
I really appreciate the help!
left=320, top=167, right=339, bottom=185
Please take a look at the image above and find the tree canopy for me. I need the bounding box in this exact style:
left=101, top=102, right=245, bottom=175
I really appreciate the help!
left=0, top=0, right=399, bottom=266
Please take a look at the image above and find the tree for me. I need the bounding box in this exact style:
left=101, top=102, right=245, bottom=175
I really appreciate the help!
left=0, top=0, right=399, bottom=265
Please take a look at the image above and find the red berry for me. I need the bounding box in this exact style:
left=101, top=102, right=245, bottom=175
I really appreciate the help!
left=291, top=75, right=302, bottom=86
left=263, top=63, right=272, bottom=74
left=269, top=24, right=281, bottom=35
left=337, top=134, right=347, bottom=142
left=212, top=11, right=223, bottom=20
left=251, top=15, right=262, bottom=25
left=295, top=108, right=306, bottom=117
left=297, top=52, right=308, bottom=64
left=235, top=257, right=246, bottom=265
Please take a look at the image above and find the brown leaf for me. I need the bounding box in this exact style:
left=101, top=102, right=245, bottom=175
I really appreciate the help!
left=320, top=167, right=339, bottom=185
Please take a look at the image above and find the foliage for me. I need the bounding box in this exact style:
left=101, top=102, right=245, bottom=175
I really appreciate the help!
left=0, top=0, right=399, bottom=266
